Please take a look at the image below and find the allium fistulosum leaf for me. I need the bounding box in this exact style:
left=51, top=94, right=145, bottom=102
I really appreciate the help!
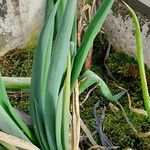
left=56, top=0, right=68, bottom=31
left=44, top=0, right=77, bottom=148
left=55, top=54, right=71, bottom=150
left=79, top=70, right=125, bottom=102
left=45, top=0, right=54, bottom=20
left=61, top=54, right=71, bottom=150
left=124, top=2, right=150, bottom=119
left=0, top=106, right=29, bottom=141
left=0, top=0, right=125, bottom=149
left=0, top=75, right=33, bottom=141
left=30, top=1, right=60, bottom=149
left=71, top=0, right=115, bottom=89
left=45, top=0, right=77, bottom=109
left=3, top=77, right=30, bottom=90
left=55, top=87, right=64, bottom=150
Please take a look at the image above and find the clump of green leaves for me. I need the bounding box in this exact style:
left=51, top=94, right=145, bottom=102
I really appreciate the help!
left=0, top=0, right=125, bottom=149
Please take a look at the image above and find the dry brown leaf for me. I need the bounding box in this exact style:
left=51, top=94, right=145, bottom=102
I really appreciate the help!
left=80, top=118, right=97, bottom=146
left=138, top=132, right=150, bottom=138
left=0, top=131, right=40, bottom=150
left=131, top=108, right=148, bottom=116
left=71, top=81, right=80, bottom=150
left=109, top=102, right=119, bottom=113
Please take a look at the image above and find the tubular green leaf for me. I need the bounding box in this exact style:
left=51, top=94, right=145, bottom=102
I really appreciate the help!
left=44, top=1, right=77, bottom=147
left=124, top=2, right=150, bottom=119
left=62, top=54, right=71, bottom=150
left=56, top=0, right=68, bottom=31
left=0, top=75, right=33, bottom=141
left=3, top=77, right=30, bottom=90
left=79, top=70, right=125, bottom=102
left=30, top=2, right=60, bottom=149
left=0, top=106, right=29, bottom=142
left=55, top=88, right=64, bottom=150
left=31, top=1, right=59, bottom=108
left=45, top=0, right=77, bottom=108
left=71, top=0, right=114, bottom=89
left=45, top=0, right=54, bottom=20
left=32, top=99, right=49, bottom=150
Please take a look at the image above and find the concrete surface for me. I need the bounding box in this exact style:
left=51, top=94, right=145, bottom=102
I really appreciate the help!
left=103, top=1, right=150, bottom=68
left=0, top=0, right=150, bottom=68
left=0, top=0, right=45, bottom=56
left=139, top=0, right=150, bottom=7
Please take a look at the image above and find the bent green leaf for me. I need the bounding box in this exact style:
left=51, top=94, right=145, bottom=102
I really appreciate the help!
left=79, top=70, right=125, bottom=102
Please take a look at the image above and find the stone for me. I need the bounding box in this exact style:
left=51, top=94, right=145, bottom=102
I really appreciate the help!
left=0, top=0, right=45, bottom=56
left=103, top=1, right=150, bottom=68
left=0, top=0, right=150, bottom=68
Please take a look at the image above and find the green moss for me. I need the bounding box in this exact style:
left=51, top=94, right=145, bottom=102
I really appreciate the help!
left=0, top=45, right=150, bottom=149
left=9, top=92, right=30, bottom=114
left=0, top=48, right=34, bottom=114
left=80, top=89, right=150, bottom=149
left=80, top=49, right=150, bottom=149
left=0, top=48, right=34, bottom=77
left=104, top=108, right=149, bottom=149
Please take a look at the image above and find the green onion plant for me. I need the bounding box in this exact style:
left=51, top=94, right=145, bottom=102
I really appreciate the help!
left=0, top=0, right=125, bottom=149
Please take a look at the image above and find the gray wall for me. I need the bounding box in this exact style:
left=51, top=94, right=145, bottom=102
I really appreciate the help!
left=103, top=1, right=150, bottom=68
left=0, top=0, right=45, bottom=56
left=0, top=0, right=150, bottom=68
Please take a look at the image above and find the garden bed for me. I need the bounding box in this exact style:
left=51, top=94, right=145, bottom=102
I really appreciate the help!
left=0, top=47, right=150, bottom=149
